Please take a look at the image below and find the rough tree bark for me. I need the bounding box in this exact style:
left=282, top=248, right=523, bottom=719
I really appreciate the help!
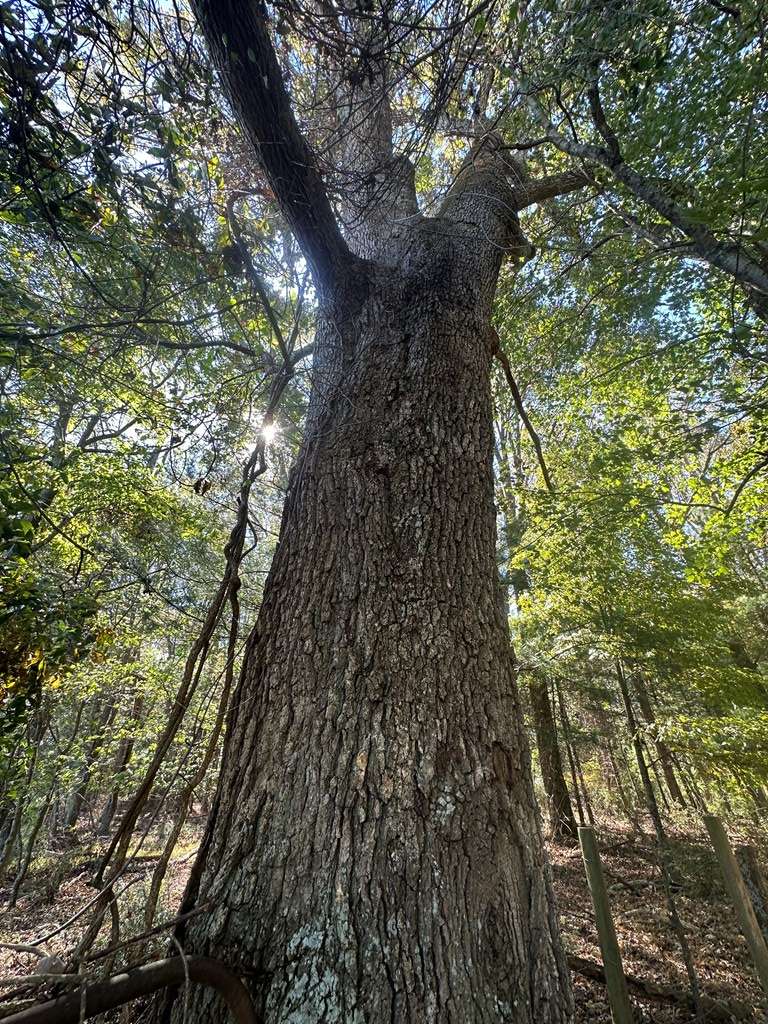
left=170, top=3, right=588, bottom=1021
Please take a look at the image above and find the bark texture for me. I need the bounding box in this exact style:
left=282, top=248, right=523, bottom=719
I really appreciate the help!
left=176, top=5, right=583, bottom=1021
left=175, top=170, right=571, bottom=1024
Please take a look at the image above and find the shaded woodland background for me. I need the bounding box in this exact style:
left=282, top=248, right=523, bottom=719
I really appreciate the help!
left=1, top=0, right=768, bottom=1019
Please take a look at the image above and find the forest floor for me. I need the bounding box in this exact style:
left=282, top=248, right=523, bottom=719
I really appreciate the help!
left=0, top=817, right=765, bottom=1022
left=551, top=821, right=766, bottom=1022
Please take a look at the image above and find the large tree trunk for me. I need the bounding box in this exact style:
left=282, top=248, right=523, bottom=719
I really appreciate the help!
left=175, top=262, right=571, bottom=1023
left=173, top=5, right=583, bottom=1019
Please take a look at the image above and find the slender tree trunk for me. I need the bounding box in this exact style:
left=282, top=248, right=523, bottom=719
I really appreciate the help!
left=649, top=757, right=673, bottom=815
left=46, top=786, right=62, bottom=840
left=175, top=269, right=571, bottom=1022
left=529, top=676, right=577, bottom=842
left=496, top=418, right=576, bottom=846
left=0, top=716, right=45, bottom=878
left=573, top=744, right=595, bottom=827
left=144, top=583, right=242, bottom=931
left=615, top=659, right=702, bottom=1017
left=98, top=695, right=144, bottom=836
left=558, top=699, right=586, bottom=826
left=678, top=762, right=707, bottom=814
left=8, top=784, right=54, bottom=907
left=631, top=672, right=685, bottom=808
left=63, top=700, right=117, bottom=833
left=555, top=681, right=593, bottom=826
left=605, top=736, right=639, bottom=830
left=736, top=845, right=768, bottom=940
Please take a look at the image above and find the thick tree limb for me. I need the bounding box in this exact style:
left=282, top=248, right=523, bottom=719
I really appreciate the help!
left=724, top=453, right=768, bottom=515
left=513, top=168, right=594, bottom=209
left=440, top=131, right=591, bottom=270
left=190, top=0, right=352, bottom=289
left=440, top=134, right=537, bottom=262
left=518, top=82, right=768, bottom=319
left=317, top=7, right=418, bottom=258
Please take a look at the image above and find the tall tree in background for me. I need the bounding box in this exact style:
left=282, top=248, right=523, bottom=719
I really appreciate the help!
left=167, top=1, right=592, bottom=1020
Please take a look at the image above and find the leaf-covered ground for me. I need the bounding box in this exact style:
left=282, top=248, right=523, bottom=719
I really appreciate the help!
left=552, top=822, right=766, bottom=1022
left=0, top=819, right=765, bottom=1022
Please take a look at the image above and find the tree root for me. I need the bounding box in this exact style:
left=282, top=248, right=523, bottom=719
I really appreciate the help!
left=0, top=956, right=258, bottom=1024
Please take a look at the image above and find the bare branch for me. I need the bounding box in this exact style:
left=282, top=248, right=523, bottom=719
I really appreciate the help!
left=0, top=956, right=258, bottom=1024
left=491, top=329, right=555, bottom=494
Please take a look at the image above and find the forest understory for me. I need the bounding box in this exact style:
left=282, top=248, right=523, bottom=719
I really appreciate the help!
left=1, top=814, right=765, bottom=1023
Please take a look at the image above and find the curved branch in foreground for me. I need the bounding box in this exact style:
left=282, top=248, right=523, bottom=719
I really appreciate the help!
left=491, top=329, right=555, bottom=494
left=0, top=957, right=259, bottom=1024
left=191, top=0, right=352, bottom=290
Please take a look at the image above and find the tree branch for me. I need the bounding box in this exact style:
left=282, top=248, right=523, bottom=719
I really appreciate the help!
left=724, top=453, right=768, bottom=515
left=567, top=955, right=748, bottom=1021
left=517, top=82, right=768, bottom=318
left=226, top=194, right=290, bottom=361
left=316, top=6, right=419, bottom=259
left=586, top=76, right=620, bottom=162
left=0, top=956, right=259, bottom=1024
left=190, top=0, right=352, bottom=290
left=491, top=330, right=555, bottom=494
left=513, top=167, right=594, bottom=209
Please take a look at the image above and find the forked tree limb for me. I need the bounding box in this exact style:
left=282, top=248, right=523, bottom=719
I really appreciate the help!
left=0, top=957, right=259, bottom=1024
left=190, top=0, right=353, bottom=289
